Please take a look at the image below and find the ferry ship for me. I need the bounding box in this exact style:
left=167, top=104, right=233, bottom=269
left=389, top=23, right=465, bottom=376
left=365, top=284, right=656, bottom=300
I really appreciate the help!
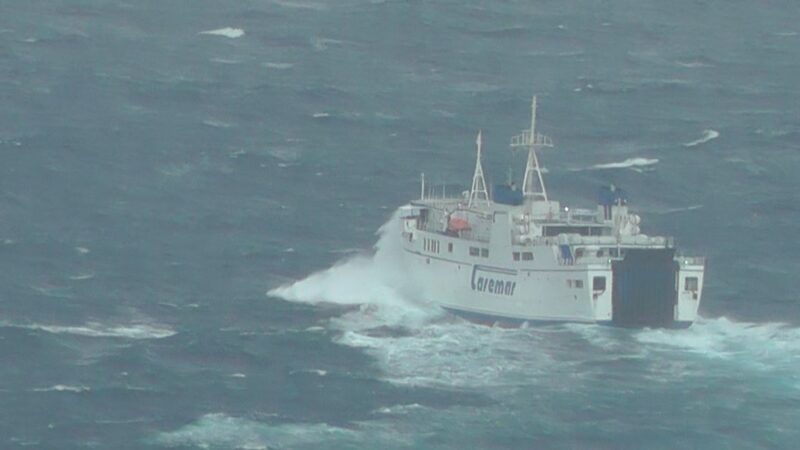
left=398, top=97, right=705, bottom=328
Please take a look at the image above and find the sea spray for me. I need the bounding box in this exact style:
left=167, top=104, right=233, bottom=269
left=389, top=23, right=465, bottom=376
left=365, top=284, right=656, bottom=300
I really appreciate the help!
left=267, top=210, right=439, bottom=327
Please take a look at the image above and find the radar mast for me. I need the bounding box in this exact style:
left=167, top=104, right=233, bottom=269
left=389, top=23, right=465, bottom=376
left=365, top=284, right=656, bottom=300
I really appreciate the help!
left=511, top=96, right=553, bottom=202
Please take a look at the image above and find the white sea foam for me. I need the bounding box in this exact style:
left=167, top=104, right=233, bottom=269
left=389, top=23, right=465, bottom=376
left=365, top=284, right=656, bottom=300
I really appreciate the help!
left=154, top=413, right=361, bottom=449
left=589, top=157, right=659, bottom=170
left=210, top=57, right=242, bottom=64
left=291, top=368, right=328, bottom=377
left=202, top=119, right=235, bottom=128
left=69, top=271, right=96, bottom=281
left=675, top=59, right=713, bottom=68
left=269, top=209, right=800, bottom=397
left=272, top=0, right=328, bottom=10
left=336, top=322, right=554, bottom=388
left=684, top=129, right=719, bottom=147
left=636, top=316, right=800, bottom=363
left=374, top=403, right=424, bottom=415
left=33, top=385, right=90, bottom=393
left=267, top=147, right=300, bottom=162
left=199, top=27, right=244, bottom=39
left=268, top=211, right=436, bottom=328
left=10, top=321, right=176, bottom=339
left=311, top=37, right=342, bottom=51
left=653, top=204, right=704, bottom=215
left=262, top=62, right=294, bottom=70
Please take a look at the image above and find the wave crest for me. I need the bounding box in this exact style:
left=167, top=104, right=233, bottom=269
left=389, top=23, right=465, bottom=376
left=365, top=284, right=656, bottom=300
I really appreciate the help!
left=684, top=129, right=719, bottom=147
left=6, top=321, right=176, bottom=339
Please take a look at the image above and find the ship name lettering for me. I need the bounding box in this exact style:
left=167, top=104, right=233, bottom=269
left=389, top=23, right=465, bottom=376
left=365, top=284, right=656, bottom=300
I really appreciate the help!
left=474, top=276, right=516, bottom=296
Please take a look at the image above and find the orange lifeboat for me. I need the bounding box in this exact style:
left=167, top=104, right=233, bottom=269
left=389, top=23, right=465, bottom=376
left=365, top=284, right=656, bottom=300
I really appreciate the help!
left=447, top=217, right=471, bottom=232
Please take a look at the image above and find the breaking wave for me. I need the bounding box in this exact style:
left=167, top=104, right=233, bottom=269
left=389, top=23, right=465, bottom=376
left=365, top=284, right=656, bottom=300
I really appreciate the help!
left=154, top=413, right=353, bottom=449
left=6, top=321, right=176, bottom=339
left=635, top=316, right=800, bottom=363
left=153, top=413, right=410, bottom=449
left=270, top=212, right=800, bottom=396
left=199, top=27, right=244, bottom=39
left=684, top=129, right=719, bottom=147
left=589, top=157, right=659, bottom=170
left=32, top=385, right=90, bottom=393
left=262, top=62, right=294, bottom=70
left=267, top=211, right=437, bottom=328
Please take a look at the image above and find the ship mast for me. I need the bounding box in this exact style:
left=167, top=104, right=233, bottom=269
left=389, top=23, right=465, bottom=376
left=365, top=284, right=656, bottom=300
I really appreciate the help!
left=468, top=130, right=490, bottom=208
left=511, top=96, right=553, bottom=202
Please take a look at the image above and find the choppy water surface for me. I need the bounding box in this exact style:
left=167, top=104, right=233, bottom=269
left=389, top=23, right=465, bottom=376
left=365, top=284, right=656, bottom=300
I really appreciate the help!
left=1, top=1, right=799, bottom=448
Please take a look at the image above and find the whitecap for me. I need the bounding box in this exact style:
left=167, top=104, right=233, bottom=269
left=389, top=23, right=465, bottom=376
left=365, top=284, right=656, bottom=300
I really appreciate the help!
left=312, top=112, right=330, bottom=118
left=154, top=413, right=360, bottom=449
left=31, top=284, right=73, bottom=298
left=374, top=403, right=424, bottom=415
left=199, top=27, right=244, bottom=39
left=676, top=61, right=708, bottom=68
left=267, top=147, right=300, bottom=162
left=589, top=157, right=659, bottom=170
left=653, top=204, right=704, bottom=215
left=311, top=37, right=342, bottom=51
left=210, top=57, right=241, bottom=64
left=33, top=385, right=90, bottom=393
left=68, top=271, right=96, bottom=281
left=636, top=316, right=800, bottom=364
left=10, top=321, right=176, bottom=339
left=230, top=373, right=247, bottom=378
left=228, top=149, right=247, bottom=159
left=268, top=211, right=437, bottom=328
left=262, top=62, right=293, bottom=70
left=272, top=0, right=328, bottom=10
left=684, top=129, right=719, bottom=147
left=75, top=246, right=90, bottom=254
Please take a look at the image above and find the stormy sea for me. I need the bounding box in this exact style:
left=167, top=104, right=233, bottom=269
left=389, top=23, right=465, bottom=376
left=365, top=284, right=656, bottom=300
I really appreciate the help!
left=1, top=1, right=799, bottom=448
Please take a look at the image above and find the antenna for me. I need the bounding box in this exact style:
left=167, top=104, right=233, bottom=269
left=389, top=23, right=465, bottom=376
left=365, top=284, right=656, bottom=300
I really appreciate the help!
left=469, top=130, right=490, bottom=208
left=510, top=96, right=553, bottom=202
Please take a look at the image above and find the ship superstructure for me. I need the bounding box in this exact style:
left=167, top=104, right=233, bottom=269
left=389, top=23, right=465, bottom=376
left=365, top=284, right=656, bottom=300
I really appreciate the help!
left=398, top=97, right=705, bottom=327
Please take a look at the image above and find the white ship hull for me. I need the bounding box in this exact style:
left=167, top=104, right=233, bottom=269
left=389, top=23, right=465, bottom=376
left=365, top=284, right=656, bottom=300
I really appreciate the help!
left=393, top=96, right=705, bottom=328
left=400, top=215, right=704, bottom=328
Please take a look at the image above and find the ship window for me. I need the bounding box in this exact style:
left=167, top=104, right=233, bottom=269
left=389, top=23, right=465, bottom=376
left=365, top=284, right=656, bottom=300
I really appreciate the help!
left=513, top=252, right=520, bottom=261
left=575, top=280, right=584, bottom=289
left=596, top=249, right=604, bottom=258
left=593, top=276, right=606, bottom=292
left=609, top=248, right=619, bottom=257
left=448, top=242, right=453, bottom=253
left=685, top=277, right=698, bottom=291
left=522, top=252, right=534, bottom=261
left=481, top=248, right=489, bottom=258
left=469, top=247, right=480, bottom=257
left=575, top=248, right=584, bottom=258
